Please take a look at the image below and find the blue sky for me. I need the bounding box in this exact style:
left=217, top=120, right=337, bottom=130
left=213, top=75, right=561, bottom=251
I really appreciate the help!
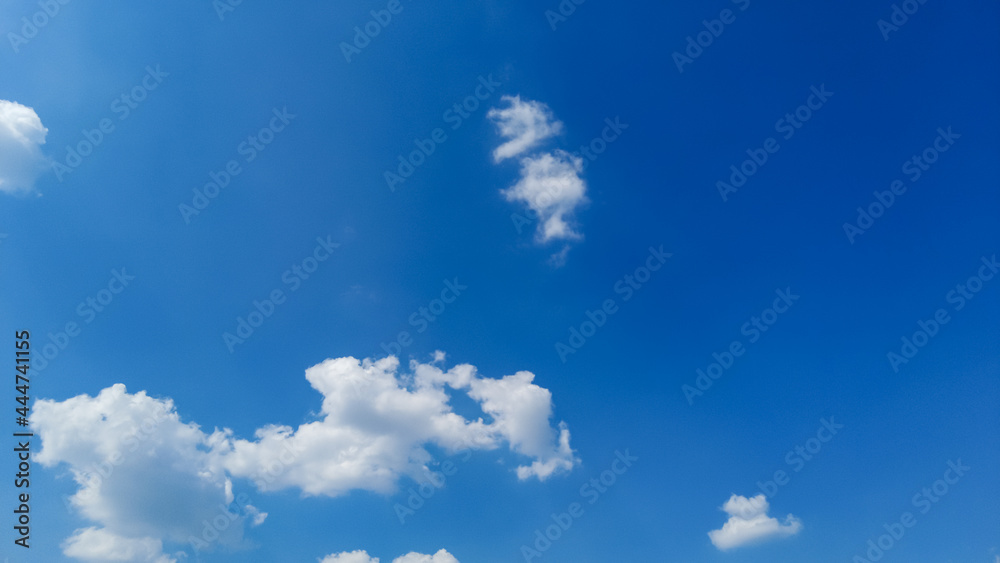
left=1, top=0, right=998, bottom=561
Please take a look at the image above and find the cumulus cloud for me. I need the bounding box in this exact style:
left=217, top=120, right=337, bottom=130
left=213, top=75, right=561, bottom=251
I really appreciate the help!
left=487, top=95, right=563, bottom=162
left=707, top=494, right=802, bottom=551
left=222, top=355, right=577, bottom=494
left=62, top=528, right=176, bottom=563
left=488, top=96, right=588, bottom=257
left=319, top=549, right=459, bottom=563
left=33, top=354, right=576, bottom=561
left=0, top=99, right=48, bottom=194
left=502, top=150, right=587, bottom=244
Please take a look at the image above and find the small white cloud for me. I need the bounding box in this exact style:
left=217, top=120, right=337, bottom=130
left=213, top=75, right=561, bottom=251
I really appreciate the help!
left=320, top=550, right=459, bottom=563
left=488, top=95, right=563, bottom=162
left=707, top=494, right=802, bottom=551
left=62, top=528, right=176, bottom=563
left=0, top=99, right=48, bottom=194
left=320, top=550, right=379, bottom=563
left=503, top=150, right=587, bottom=243
left=34, top=354, right=576, bottom=560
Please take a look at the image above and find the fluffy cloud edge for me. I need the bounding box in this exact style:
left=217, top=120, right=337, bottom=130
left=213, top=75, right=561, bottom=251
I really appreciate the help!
left=0, top=99, right=49, bottom=194
left=32, top=353, right=577, bottom=561
left=707, top=494, right=802, bottom=551
left=487, top=95, right=563, bottom=162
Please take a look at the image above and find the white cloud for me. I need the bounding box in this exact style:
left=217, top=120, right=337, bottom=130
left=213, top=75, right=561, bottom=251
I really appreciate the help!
left=319, top=549, right=459, bottom=563
left=33, top=355, right=576, bottom=561
left=0, top=99, right=48, bottom=194
left=487, top=95, right=563, bottom=162
left=393, top=550, right=460, bottom=563
left=320, top=550, right=378, bottom=563
left=222, top=356, right=577, bottom=495
left=708, top=494, right=802, bottom=551
left=503, top=150, right=587, bottom=244
left=62, top=527, right=176, bottom=563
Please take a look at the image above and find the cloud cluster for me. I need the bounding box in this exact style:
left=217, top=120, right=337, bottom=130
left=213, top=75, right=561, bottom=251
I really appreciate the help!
left=488, top=96, right=588, bottom=253
left=0, top=99, right=48, bottom=194
left=320, top=549, right=459, bottom=563
left=33, top=354, right=576, bottom=562
left=707, top=494, right=802, bottom=551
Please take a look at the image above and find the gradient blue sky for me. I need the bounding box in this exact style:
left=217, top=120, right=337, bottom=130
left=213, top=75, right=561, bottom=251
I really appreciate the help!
left=1, top=0, right=998, bottom=561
